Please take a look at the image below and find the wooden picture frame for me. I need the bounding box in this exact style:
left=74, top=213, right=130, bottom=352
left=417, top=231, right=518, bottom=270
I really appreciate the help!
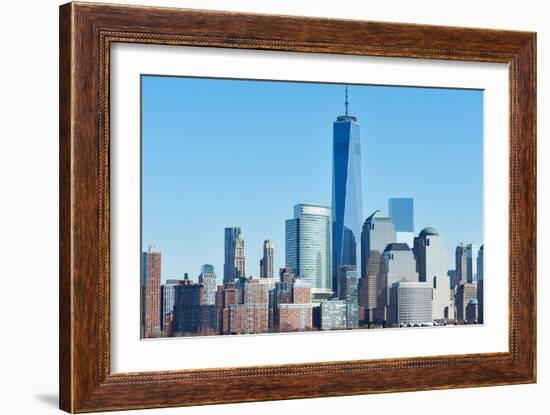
left=59, top=2, right=536, bottom=412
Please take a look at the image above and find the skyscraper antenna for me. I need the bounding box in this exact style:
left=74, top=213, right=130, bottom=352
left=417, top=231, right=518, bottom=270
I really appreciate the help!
left=345, top=85, right=349, bottom=116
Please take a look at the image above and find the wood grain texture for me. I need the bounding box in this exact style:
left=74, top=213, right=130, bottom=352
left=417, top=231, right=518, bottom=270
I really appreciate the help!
left=59, top=2, right=537, bottom=412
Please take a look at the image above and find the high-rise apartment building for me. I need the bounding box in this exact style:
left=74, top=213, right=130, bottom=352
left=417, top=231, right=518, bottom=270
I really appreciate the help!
left=388, top=198, right=414, bottom=247
left=332, top=88, right=363, bottom=296
left=260, top=240, right=274, bottom=278
left=223, top=227, right=246, bottom=283
left=226, top=277, right=278, bottom=334
left=141, top=246, right=162, bottom=338
left=413, top=227, right=453, bottom=321
left=216, top=282, right=238, bottom=335
left=199, top=264, right=217, bottom=305
left=360, top=210, right=396, bottom=279
left=277, top=304, right=313, bottom=332
left=274, top=277, right=313, bottom=332
left=286, top=204, right=332, bottom=298
left=228, top=304, right=268, bottom=334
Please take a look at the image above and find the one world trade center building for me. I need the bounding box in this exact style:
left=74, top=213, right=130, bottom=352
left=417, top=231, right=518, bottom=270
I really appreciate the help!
left=331, top=87, right=363, bottom=296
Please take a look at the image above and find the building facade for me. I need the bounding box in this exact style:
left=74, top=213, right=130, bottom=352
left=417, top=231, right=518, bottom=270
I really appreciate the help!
left=216, top=282, right=238, bottom=335
left=466, top=243, right=480, bottom=283
left=226, top=277, right=279, bottom=335
left=277, top=304, right=313, bottom=332
left=160, top=278, right=180, bottom=333
left=389, top=281, right=433, bottom=326
left=477, top=244, right=484, bottom=323
left=358, top=274, right=378, bottom=323
left=319, top=299, right=347, bottom=331
left=455, top=282, right=478, bottom=322
left=332, top=91, right=363, bottom=296
left=455, top=244, right=468, bottom=288
left=285, top=204, right=332, bottom=298
left=198, top=264, right=217, bottom=305
left=260, top=240, right=274, bottom=278
left=413, top=227, right=453, bottom=321
left=379, top=243, right=419, bottom=323
left=465, top=299, right=479, bottom=324
left=228, top=304, right=268, bottom=334
left=223, top=227, right=246, bottom=283
left=338, top=266, right=359, bottom=328
left=173, top=276, right=204, bottom=335
left=388, top=198, right=414, bottom=247
left=141, top=247, right=162, bottom=338
left=360, top=210, right=396, bottom=279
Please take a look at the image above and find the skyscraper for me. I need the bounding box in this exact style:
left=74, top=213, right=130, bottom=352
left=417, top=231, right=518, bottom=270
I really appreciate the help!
left=388, top=198, right=414, bottom=247
left=360, top=210, right=396, bottom=278
left=160, top=278, right=180, bottom=333
left=332, top=87, right=363, bottom=296
left=173, top=275, right=204, bottom=335
left=338, top=266, right=359, bottom=329
left=286, top=204, right=332, bottom=298
left=260, top=240, right=274, bottom=278
left=455, top=244, right=468, bottom=288
left=466, top=243, right=480, bottom=283
left=224, top=227, right=246, bottom=283
left=358, top=252, right=380, bottom=324
left=141, top=246, right=161, bottom=338
left=477, top=244, right=484, bottom=323
left=456, top=282, right=478, bottom=322
left=199, top=264, right=217, bottom=305
left=413, top=227, right=453, bottom=321
left=376, top=242, right=419, bottom=323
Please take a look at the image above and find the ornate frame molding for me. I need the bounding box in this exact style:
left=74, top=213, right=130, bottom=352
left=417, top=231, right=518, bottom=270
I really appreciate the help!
left=60, top=2, right=536, bottom=412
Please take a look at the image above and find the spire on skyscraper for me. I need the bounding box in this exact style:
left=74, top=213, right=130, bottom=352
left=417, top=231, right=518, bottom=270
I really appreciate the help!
left=345, top=85, right=349, bottom=116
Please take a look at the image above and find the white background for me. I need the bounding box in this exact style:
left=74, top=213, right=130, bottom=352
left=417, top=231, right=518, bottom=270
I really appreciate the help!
left=111, top=44, right=509, bottom=372
left=0, top=0, right=546, bottom=414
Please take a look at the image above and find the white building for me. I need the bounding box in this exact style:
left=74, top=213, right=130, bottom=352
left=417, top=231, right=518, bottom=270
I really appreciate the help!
left=413, top=227, right=454, bottom=321
left=319, top=299, right=347, bottom=330
left=390, top=281, right=433, bottom=326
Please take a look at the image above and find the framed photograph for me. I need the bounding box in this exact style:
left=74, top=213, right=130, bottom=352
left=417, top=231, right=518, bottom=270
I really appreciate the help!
left=59, top=2, right=536, bottom=412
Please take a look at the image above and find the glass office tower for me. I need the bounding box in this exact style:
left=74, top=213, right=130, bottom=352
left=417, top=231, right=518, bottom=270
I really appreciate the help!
left=285, top=204, right=332, bottom=298
left=331, top=88, right=363, bottom=296
left=388, top=198, right=415, bottom=247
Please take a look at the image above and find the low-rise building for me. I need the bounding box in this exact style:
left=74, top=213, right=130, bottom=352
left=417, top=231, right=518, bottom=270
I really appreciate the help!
left=389, top=281, right=433, bottom=327
left=319, top=300, right=347, bottom=330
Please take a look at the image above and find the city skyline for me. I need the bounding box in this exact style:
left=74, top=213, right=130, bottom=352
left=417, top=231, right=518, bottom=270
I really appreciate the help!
left=142, top=76, right=483, bottom=285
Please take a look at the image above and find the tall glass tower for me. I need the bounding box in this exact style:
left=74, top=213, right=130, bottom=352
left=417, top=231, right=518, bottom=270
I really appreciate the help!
left=285, top=204, right=332, bottom=298
left=388, top=197, right=414, bottom=247
left=331, top=87, right=363, bottom=295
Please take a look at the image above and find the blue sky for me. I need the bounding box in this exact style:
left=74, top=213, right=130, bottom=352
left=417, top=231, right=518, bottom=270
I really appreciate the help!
left=142, top=76, right=483, bottom=284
